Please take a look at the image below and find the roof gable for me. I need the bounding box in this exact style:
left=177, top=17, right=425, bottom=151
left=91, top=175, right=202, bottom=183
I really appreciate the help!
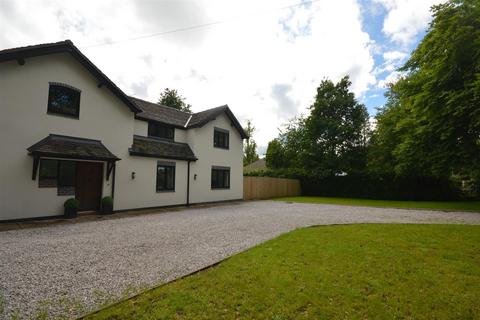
left=0, top=40, right=141, bottom=113
left=131, top=96, right=248, bottom=139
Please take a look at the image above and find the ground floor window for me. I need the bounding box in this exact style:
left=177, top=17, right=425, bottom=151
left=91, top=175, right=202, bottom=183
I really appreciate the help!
left=39, top=159, right=76, bottom=195
left=211, top=166, right=230, bottom=189
left=157, top=162, right=175, bottom=192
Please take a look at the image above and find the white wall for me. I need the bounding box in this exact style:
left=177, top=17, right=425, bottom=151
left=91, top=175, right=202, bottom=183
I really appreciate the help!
left=0, top=53, right=243, bottom=220
left=188, top=113, right=244, bottom=203
left=0, top=54, right=189, bottom=219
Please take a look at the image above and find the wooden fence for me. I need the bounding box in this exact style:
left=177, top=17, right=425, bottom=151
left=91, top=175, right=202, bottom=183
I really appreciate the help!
left=243, top=176, right=301, bottom=200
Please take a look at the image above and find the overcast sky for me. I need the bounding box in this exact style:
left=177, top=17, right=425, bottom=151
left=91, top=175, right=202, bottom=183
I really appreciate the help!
left=0, top=0, right=443, bottom=154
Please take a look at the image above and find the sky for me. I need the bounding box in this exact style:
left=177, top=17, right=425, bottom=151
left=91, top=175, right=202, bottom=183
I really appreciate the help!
left=0, top=0, right=444, bottom=155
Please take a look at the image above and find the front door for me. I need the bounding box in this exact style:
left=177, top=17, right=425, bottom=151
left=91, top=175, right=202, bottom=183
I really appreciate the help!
left=76, top=162, right=103, bottom=211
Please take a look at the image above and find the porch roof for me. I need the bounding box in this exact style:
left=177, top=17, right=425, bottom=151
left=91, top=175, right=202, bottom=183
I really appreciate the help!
left=129, top=135, right=197, bottom=161
left=27, top=134, right=120, bottom=162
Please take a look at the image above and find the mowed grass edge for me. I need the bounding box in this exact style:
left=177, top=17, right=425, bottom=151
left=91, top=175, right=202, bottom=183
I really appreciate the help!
left=84, top=224, right=480, bottom=319
left=274, top=196, right=480, bottom=212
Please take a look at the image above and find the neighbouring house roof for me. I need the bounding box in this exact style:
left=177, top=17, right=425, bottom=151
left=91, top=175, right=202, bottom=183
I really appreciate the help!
left=0, top=40, right=141, bottom=113
left=130, top=96, right=248, bottom=139
left=27, top=134, right=120, bottom=161
left=129, top=96, right=190, bottom=128
left=244, top=158, right=267, bottom=171
left=129, top=135, right=197, bottom=161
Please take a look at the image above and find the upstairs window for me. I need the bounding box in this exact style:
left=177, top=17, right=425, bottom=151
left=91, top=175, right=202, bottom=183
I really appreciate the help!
left=47, top=83, right=81, bottom=118
left=156, top=161, right=175, bottom=192
left=211, top=166, right=230, bottom=189
left=214, top=128, right=229, bottom=149
left=148, top=122, right=175, bottom=140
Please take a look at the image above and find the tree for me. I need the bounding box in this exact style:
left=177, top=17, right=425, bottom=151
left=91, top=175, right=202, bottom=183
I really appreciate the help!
left=158, top=88, right=192, bottom=112
left=301, top=76, right=370, bottom=174
left=265, top=139, right=287, bottom=169
left=370, top=0, right=480, bottom=181
left=243, top=120, right=259, bottom=166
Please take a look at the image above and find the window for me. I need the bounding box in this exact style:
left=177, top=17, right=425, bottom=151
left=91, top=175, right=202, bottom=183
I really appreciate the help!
left=213, top=128, right=228, bottom=149
left=211, top=167, right=230, bottom=189
left=156, top=162, right=175, bottom=191
left=214, top=128, right=229, bottom=149
left=38, top=159, right=76, bottom=195
left=39, top=159, right=58, bottom=187
left=47, top=83, right=81, bottom=118
left=148, top=122, right=175, bottom=140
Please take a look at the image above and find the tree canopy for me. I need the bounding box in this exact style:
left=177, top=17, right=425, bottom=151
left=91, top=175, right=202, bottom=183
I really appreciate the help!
left=369, top=0, right=480, bottom=182
left=158, top=88, right=192, bottom=113
left=266, top=76, right=369, bottom=175
left=243, top=120, right=259, bottom=166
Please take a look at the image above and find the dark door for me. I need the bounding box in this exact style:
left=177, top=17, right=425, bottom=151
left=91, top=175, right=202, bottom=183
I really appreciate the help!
left=76, top=162, right=103, bottom=211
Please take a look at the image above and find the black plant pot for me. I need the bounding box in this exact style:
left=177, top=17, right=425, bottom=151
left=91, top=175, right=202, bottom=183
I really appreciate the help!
left=64, top=207, right=78, bottom=219
left=101, top=204, right=114, bottom=215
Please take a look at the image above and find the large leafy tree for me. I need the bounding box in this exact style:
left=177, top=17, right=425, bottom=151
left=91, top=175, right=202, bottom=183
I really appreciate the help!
left=370, top=0, right=480, bottom=180
left=243, top=120, right=259, bottom=166
left=265, top=139, right=288, bottom=169
left=158, top=88, right=192, bottom=113
left=301, top=76, right=370, bottom=174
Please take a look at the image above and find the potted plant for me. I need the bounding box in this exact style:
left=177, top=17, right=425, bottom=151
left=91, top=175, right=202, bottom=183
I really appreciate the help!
left=64, top=198, right=79, bottom=219
left=101, top=196, right=114, bottom=214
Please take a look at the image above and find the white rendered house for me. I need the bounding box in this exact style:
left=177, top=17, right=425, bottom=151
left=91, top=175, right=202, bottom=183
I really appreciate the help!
left=0, top=40, right=247, bottom=221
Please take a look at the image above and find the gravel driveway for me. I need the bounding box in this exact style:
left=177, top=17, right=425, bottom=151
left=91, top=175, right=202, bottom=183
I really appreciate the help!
left=1, top=200, right=480, bottom=319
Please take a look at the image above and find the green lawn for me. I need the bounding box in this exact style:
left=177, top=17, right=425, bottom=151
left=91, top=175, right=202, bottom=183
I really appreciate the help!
left=275, top=196, right=480, bottom=212
left=84, top=224, right=480, bottom=319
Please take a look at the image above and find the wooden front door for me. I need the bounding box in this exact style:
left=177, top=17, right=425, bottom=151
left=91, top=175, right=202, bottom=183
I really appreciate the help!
left=76, top=162, right=103, bottom=211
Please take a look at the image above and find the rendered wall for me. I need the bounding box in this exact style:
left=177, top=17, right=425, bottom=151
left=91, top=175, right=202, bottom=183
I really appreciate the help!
left=187, top=113, right=244, bottom=204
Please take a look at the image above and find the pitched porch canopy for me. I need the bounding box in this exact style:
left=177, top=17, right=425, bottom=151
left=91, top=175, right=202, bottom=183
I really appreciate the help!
left=129, top=135, right=197, bottom=161
left=27, top=134, right=120, bottom=181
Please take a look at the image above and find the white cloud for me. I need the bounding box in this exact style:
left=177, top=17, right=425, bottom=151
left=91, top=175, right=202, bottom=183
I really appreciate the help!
left=0, top=0, right=376, bottom=150
left=377, top=70, right=403, bottom=88
left=374, top=0, right=444, bottom=45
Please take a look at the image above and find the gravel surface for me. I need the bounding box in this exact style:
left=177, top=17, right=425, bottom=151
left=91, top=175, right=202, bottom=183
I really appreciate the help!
left=1, top=200, right=479, bottom=319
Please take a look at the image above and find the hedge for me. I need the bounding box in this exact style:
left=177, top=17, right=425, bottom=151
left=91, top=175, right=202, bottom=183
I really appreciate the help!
left=301, top=174, right=461, bottom=201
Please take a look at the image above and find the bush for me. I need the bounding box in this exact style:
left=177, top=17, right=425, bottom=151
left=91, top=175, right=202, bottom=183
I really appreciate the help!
left=102, top=196, right=113, bottom=207
left=64, top=198, right=80, bottom=210
left=301, top=174, right=461, bottom=201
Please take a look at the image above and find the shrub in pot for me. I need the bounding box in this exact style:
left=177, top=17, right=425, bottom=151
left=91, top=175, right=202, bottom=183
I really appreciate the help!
left=64, top=198, right=79, bottom=219
left=101, top=196, right=114, bottom=214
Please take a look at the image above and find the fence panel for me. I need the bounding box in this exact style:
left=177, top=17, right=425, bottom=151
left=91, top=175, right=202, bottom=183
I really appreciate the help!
left=243, top=176, right=301, bottom=200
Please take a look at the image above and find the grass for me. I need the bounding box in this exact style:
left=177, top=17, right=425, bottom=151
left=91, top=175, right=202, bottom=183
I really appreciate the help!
left=275, top=196, right=480, bottom=212
left=84, top=224, right=480, bottom=319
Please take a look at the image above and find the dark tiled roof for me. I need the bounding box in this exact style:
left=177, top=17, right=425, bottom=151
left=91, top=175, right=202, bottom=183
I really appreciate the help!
left=129, top=96, right=191, bottom=128
left=188, top=105, right=248, bottom=139
left=130, top=96, right=248, bottom=139
left=129, top=135, right=197, bottom=161
left=27, top=134, right=120, bottom=161
left=0, top=40, right=141, bottom=113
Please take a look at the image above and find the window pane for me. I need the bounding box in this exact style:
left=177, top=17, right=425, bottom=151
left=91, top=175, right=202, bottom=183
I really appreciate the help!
left=39, top=159, right=58, bottom=187
left=149, top=123, right=174, bottom=140
left=48, top=85, right=80, bottom=117
left=166, top=167, right=175, bottom=190
left=157, top=166, right=166, bottom=190
left=211, top=169, right=218, bottom=188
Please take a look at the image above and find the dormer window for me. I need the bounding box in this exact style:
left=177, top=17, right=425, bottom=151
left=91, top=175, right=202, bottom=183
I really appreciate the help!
left=47, top=83, right=81, bottom=118
left=148, top=122, right=175, bottom=140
